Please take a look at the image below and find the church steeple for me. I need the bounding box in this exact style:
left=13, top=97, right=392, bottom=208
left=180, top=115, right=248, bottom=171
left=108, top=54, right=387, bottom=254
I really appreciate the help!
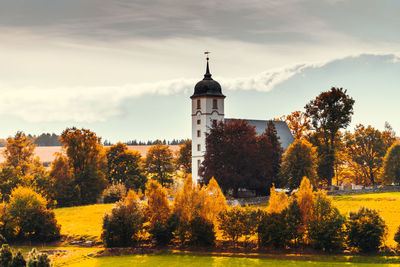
left=191, top=52, right=225, bottom=99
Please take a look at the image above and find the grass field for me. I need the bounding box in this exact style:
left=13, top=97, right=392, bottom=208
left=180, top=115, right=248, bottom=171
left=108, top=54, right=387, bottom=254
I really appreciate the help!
left=54, top=204, right=113, bottom=241
left=333, top=192, right=400, bottom=247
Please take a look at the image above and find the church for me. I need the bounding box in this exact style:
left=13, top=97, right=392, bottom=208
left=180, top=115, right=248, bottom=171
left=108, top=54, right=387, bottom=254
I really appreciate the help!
left=191, top=56, right=295, bottom=182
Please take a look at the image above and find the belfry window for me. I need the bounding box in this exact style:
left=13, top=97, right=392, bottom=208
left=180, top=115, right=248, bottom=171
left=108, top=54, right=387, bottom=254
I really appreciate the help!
left=197, top=99, right=201, bottom=109
left=197, top=130, right=201, bottom=137
left=213, top=99, right=218, bottom=109
left=197, top=119, right=201, bottom=125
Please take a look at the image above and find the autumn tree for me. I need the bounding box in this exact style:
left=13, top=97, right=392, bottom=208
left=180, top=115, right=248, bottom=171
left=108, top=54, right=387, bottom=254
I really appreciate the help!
left=200, top=120, right=282, bottom=197
left=106, top=143, right=146, bottom=191
left=144, top=180, right=171, bottom=228
left=201, top=177, right=227, bottom=225
left=175, top=139, right=192, bottom=174
left=382, top=143, right=400, bottom=185
left=305, top=87, right=355, bottom=185
left=295, top=177, right=314, bottom=228
left=2, top=132, right=36, bottom=175
left=345, top=125, right=386, bottom=185
left=278, top=110, right=311, bottom=139
left=267, top=184, right=288, bottom=214
left=59, top=127, right=107, bottom=204
left=280, top=139, right=318, bottom=190
left=382, top=122, right=397, bottom=151
left=144, top=142, right=175, bottom=187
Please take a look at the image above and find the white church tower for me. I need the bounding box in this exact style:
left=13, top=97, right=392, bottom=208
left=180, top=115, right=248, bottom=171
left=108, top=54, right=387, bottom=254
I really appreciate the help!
left=191, top=54, right=225, bottom=182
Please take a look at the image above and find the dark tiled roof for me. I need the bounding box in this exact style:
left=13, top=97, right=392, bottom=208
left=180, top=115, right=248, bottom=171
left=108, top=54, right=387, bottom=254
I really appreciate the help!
left=191, top=59, right=225, bottom=99
left=224, top=118, right=294, bottom=150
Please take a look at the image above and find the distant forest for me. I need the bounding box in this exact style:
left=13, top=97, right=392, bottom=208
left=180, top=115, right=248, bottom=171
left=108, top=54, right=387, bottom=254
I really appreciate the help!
left=0, top=133, right=186, bottom=147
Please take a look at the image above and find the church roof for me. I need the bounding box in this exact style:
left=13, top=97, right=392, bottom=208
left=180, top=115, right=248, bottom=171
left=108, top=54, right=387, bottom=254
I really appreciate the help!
left=224, top=118, right=295, bottom=150
left=191, top=57, right=225, bottom=99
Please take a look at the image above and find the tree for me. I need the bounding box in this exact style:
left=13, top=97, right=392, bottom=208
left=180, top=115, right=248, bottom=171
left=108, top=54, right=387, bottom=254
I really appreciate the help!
left=277, top=111, right=312, bottom=139
left=101, top=190, right=145, bottom=247
left=382, top=122, right=397, bottom=151
left=307, top=191, right=346, bottom=251
left=59, top=127, right=107, bottom=204
left=144, top=142, right=175, bottom=187
left=305, top=87, right=355, bottom=185
left=175, top=139, right=192, bottom=174
left=218, top=206, right=246, bottom=248
left=382, top=142, right=400, bottom=184
left=345, top=125, right=386, bottom=185
left=106, top=143, right=146, bottom=191
left=144, top=180, right=171, bottom=229
left=258, top=211, right=289, bottom=249
left=3, top=132, right=36, bottom=175
left=280, top=139, right=318, bottom=190
left=295, top=177, right=314, bottom=228
left=201, top=177, right=227, bottom=226
left=267, top=184, right=288, bottom=214
left=347, top=207, right=387, bottom=253
left=6, top=186, right=60, bottom=242
left=49, top=153, right=77, bottom=207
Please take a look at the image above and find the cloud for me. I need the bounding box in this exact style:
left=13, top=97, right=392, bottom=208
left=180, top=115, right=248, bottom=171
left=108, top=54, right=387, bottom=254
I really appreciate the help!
left=3, top=53, right=399, bottom=123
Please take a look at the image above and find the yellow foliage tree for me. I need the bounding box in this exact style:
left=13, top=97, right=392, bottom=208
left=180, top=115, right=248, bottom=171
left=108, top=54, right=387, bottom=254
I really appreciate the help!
left=125, top=189, right=140, bottom=207
left=201, top=177, right=227, bottom=225
left=144, top=180, right=171, bottom=228
left=173, top=175, right=201, bottom=224
left=295, top=177, right=314, bottom=226
left=267, top=184, right=288, bottom=213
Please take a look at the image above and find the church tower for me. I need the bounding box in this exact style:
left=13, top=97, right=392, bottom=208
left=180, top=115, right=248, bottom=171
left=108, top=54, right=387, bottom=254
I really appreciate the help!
left=191, top=54, right=225, bottom=182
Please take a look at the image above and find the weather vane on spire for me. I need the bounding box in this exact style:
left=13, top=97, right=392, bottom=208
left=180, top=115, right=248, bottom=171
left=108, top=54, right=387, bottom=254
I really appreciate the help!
left=204, top=51, right=210, bottom=60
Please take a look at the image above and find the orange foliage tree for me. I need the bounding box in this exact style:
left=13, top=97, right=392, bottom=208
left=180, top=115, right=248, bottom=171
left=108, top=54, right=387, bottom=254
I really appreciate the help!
left=144, top=180, right=171, bottom=228
left=267, top=184, right=288, bottom=214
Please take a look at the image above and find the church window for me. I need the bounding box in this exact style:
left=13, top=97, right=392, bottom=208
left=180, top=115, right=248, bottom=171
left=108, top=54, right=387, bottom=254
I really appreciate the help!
left=197, top=144, right=201, bottom=151
left=197, top=119, right=201, bottom=125
left=213, top=99, right=218, bottom=109
left=197, top=130, right=201, bottom=137
left=197, top=99, right=201, bottom=109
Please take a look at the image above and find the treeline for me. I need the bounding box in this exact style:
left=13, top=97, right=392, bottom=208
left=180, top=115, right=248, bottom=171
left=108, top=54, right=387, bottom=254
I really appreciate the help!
left=123, top=139, right=186, bottom=146
left=100, top=176, right=392, bottom=254
left=200, top=87, right=400, bottom=195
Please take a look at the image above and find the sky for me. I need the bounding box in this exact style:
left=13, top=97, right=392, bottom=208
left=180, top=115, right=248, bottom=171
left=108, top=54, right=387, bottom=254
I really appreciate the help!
left=0, top=0, right=399, bottom=142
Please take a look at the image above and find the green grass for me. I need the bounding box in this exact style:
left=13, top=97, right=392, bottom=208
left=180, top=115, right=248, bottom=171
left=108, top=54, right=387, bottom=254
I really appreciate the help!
left=54, top=204, right=113, bottom=241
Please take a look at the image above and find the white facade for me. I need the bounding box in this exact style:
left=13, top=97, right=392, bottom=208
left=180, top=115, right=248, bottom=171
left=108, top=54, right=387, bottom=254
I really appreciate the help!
left=191, top=96, right=224, bottom=182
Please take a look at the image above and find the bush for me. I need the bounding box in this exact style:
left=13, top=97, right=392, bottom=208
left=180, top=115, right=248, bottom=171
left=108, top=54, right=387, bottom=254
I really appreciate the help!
left=149, top=214, right=179, bottom=246
left=0, top=244, right=12, bottom=267
left=394, top=225, right=400, bottom=247
left=102, top=183, right=127, bottom=203
left=27, top=248, right=51, bottom=267
left=7, top=186, right=60, bottom=242
left=101, top=192, right=145, bottom=247
left=347, top=207, right=387, bottom=253
left=11, top=251, right=26, bottom=267
left=258, top=212, right=289, bottom=249
left=307, top=192, right=346, bottom=252
left=219, top=207, right=246, bottom=248
left=0, top=234, right=6, bottom=246
left=284, top=199, right=303, bottom=246
left=188, top=216, right=215, bottom=247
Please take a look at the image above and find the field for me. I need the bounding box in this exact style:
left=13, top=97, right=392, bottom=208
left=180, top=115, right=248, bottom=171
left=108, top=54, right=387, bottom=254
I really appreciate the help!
left=10, top=191, right=400, bottom=266
left=333, top=192, right=400, bottom=247
left=0, top=145, right=180, bottom=163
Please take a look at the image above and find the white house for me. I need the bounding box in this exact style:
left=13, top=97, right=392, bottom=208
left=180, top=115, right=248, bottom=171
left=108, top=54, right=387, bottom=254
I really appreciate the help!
left=191, top=57, right=294, bottom=182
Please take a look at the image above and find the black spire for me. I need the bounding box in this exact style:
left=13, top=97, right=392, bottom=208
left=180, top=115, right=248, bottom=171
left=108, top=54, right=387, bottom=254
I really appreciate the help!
left=204, top=56, right=212, bottom=79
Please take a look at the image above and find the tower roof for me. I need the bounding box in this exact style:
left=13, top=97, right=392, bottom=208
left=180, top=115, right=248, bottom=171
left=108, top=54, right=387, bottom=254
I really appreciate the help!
left=191, top=56, right=225, bottom=99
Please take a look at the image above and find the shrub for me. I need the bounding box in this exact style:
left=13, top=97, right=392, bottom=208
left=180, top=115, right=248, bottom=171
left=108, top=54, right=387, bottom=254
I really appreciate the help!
left=11, top=251, right=26, bottom=267
left=258, top=212, right=289, bottom=249
left=27, top=248, right=51, bottom=267
left=188, top=216, right=215, bottom=247
left=149, top=214, right=179, bottom=246
left=144, top=180, right=171, bottom=229
left=307, top=191, right=346, bottom=251
left=394, top=225, right=400, bottom=247
left=218, top=206, right=259, bottom=248
left=0, top=234, right=6, bottom=246
left=284, top=199, right=303, bottom=246
left=7, top=186, right=60, bottom=242
left=102, top=183, right=127, bottom=203
left=101, top=191, right=145, bottom=247
left=0, top=244, right=12, bottom=267
left=347, top=207, right=387, bottom=253
left=267, top=184, right=288, bottom=214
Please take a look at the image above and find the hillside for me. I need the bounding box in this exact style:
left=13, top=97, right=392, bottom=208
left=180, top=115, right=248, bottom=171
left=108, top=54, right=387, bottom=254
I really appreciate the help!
left=0, top=145, right=180, bottom=163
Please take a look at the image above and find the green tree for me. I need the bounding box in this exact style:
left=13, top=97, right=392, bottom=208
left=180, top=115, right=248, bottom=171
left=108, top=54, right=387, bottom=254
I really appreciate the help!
left=144, top=142, right=174, bottom=187
left=60, top=127, right=107, bottom=204
left=382, top=143, right=400, bottom=184
left=305, top=87, right=355, bottom=185
left=345, top=125, right=386, bottom=185
left=280, top=139, right=318, bottom=190
left=347, top=207, right=387, bottom=253
left=106, top=143, right=146, bottom=191
left=175, top=139, right=192, bottom=174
